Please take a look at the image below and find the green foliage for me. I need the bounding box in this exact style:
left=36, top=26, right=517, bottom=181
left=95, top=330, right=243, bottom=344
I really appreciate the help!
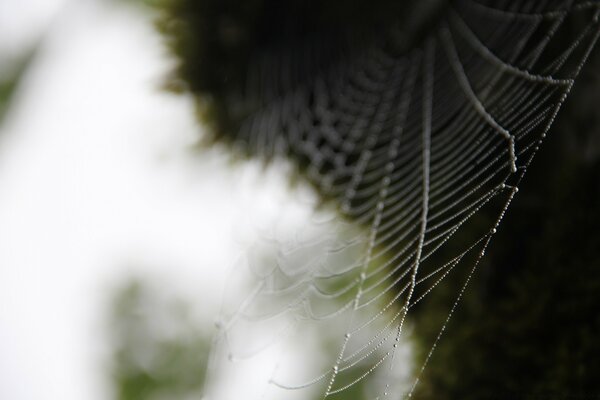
left=109, top=279, right=210, bottom=400
left=0, top=49, right=38, bottom=124
left=156, top=0, right=447, bottom=146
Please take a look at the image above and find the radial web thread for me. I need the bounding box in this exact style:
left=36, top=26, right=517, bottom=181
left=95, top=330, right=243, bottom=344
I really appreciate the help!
left=206, top=1, right=600, bottom=399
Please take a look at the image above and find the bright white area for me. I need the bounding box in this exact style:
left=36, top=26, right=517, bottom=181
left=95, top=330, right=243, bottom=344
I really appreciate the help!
left=0, top=0, right=317, bottom=399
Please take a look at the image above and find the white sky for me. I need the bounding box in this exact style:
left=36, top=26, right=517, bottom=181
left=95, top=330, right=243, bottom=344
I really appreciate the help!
left=0, top=0, right=315, bottom=398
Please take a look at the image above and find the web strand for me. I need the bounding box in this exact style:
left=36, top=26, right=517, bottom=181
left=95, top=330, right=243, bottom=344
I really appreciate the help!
left=206, top=1, right=600, bottom=399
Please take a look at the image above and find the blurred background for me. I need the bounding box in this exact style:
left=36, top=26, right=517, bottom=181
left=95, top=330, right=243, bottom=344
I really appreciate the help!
left=0, top=0, right=318, bottom=398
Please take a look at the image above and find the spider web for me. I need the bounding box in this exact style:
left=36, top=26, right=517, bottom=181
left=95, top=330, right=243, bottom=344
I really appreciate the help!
left=203, top=1, right=600, bottom=398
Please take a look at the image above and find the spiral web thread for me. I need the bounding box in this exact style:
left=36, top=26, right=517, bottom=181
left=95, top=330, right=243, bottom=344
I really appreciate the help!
left=208, top=1, right=600, bottom=398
